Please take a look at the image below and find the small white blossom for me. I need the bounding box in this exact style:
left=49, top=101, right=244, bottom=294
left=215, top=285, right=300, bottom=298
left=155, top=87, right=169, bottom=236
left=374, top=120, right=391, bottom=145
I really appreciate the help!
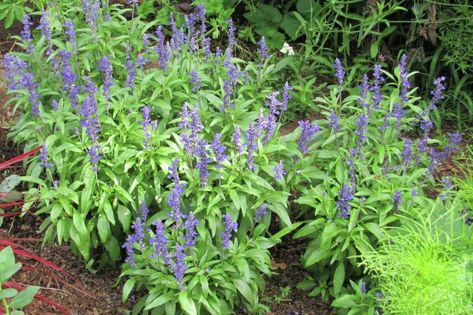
left=280, top=42, right=295, bottom=55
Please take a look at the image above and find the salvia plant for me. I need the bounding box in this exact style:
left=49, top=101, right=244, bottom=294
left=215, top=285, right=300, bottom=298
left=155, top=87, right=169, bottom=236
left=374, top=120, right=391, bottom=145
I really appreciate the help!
left=290, top=55, right=464, bottom=303
left=4, top=2, right=295, bottom=264
left=3, top=1, right=470, bottom=314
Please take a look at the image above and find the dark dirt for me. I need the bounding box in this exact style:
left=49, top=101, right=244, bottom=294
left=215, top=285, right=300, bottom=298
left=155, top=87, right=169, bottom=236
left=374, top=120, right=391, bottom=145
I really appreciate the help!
left=262, top=238, right=333, bottom=315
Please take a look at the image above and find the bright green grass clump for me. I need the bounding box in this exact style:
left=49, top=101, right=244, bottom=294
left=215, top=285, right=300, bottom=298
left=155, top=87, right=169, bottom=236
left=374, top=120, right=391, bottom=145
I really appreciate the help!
left=362, top=215, right=473, bottom=315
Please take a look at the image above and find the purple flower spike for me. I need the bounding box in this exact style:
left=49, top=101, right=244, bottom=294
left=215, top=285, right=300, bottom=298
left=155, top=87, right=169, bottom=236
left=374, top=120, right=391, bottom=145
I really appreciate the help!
left=273, top=160, right=285, bottom=180
left=336, top=184, right=353, bottom=219
left=221, top=214, right=238, bottom=249
left=232, top=126, right=244, bottom=154
left=183, top=212, right=199, bottom=248
left=358, top=74, right=370, bottom=110
left=226, top=19, right=236, bottom=51
left=59, top=50, right=79, bottom=108
left=174, top=244, right=187, bottom=289
left=150, top=220, right=171, bottom=267
left=297, top=120, right=320, bottom=154
left=246, top=124, right=259, bottom=172
left=370, top=64, right=384, bottom=110
left=428, top=76, right=446, bottom=111
left=125, top=53, right=136, bottom=93
left=255, top=204, right=268, bottom=223
left=98, top=56, right=113, bottom=101
left=64, top=19, right=77, bottom=52
left=399, top=54, right=410, bottom=103
left=140, top=201, right=149, bottom=222
left=86, top=144, right=101, bottom=171
left=21, top=14, right=33, bottom=53
left=196, top=139, right=211, bottom=186
left=402, top=138, right=413, bottom=166
left=38, top=10, right=52, bottom=51
left=257, top=36, right=269, bottom=70
left=39, top=144, right=51, bottom=168
left=445, top=132, right=462, bottom=155
left=210, top=133, right=227, bottom=169
left=140, top=106, right=151, bottom=149
left=333, top=58, right=345, bottom=86
left=392, top=191, right=402, bottom=210
left=281, top=82, right=292, bottom=112
left=167, top=160, right=186, bottom=224
left=355, top=114, right=369, bottom=147
left=190, top=70, right=200, bottom=92
left=20, top=72, right=41, bottom=117
left=328, top=110, right=340, bottom=133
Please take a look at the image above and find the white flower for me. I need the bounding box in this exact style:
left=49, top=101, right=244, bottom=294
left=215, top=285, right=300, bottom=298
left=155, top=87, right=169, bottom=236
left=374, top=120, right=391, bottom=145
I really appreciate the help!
left=280, top=42, right=295, bottom=56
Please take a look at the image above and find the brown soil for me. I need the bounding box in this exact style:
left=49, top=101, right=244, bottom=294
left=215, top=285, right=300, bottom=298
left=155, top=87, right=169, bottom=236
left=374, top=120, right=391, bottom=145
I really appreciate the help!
left=262, top=238, right=333, bottom=315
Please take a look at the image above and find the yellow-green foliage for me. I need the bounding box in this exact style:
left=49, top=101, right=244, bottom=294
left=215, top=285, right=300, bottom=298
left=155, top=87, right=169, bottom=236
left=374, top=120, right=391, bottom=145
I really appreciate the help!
left=361, top=210, right=473, bottom=315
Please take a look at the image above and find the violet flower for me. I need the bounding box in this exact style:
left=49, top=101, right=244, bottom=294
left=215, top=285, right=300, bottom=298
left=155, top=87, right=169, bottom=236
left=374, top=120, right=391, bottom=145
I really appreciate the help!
left=150, top=220, right=171, bottom=267
left=297, top=120, right=320, bottom=154
left=333, top=58, right=345, bottom=86
left=221, top=214, right=238, bottom=249
left=20, top=72, right=41, bottom=117
left=168, top=159, right=186, bottom=223
left=402, top=138, right=413, bottom=166
left=255, top=204, right=268, bottom=223
left=428, top=76, right=446, bottom=111
left=190, top=70, right=200, bottom=92
left=328, top=110, right=340, bottom=133
left=232, top=126, right=244, bottom=154
left=392, top=191, right=402, bottom=210
left=59, top=50, right=79, bottom=108
left=196, top=139, right=211, bottom=186
left=140, top=106, right=151, bottom=149
left=246, top=124, right=259, bottom=172
left=98, top=56, right=113, bottom=101
left=336, top=184, right=353, bottom=219
left=64, top=19, right=77, bottom=53
left=183, top=212, right=198, bottom=248
left=370, top=64, right=384, bottom=110
left=399, top=54, right=410, bottom=103
left=273, top=160, right=285, bottom=180
left=38, top=10, right=52, bottom=52
left=39, top=144, right=51, bottom=168
left=173, top=244, right=187, bottom=289
left=226, top=19, right=236, bottom=51
left=21, top=14, right=33, bottom=54
left=281, top=82, right=292, bottom=112
left=210, top=133, right=227, bottom=169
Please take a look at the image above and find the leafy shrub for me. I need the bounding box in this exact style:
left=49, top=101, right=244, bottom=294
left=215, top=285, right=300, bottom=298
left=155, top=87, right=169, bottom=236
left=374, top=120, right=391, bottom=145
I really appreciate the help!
left=0, top=246, right=40, bottom=314
left=360, top=201, right=473, bottom=315
left=291, top=56, right=463, bottom=302
left=120, top=192, right=291, bottom=314
left=4, top=0, right=296, bottom=265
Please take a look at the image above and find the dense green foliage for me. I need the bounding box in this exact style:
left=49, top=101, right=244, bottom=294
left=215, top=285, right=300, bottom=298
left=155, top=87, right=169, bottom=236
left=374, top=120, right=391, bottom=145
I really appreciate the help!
left=1, top=0, right=472, bottom=314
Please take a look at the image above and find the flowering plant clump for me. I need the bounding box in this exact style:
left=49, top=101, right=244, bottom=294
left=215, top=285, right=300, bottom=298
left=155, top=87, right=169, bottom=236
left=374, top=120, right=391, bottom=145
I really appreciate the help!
left=4, top=2, right=296, bottom=264
left=286, top=56, right=463, bottom=302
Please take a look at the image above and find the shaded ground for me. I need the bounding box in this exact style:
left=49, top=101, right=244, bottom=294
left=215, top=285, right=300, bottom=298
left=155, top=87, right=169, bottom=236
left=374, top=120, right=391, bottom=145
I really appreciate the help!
left=263, top=238, right=332, bottom=315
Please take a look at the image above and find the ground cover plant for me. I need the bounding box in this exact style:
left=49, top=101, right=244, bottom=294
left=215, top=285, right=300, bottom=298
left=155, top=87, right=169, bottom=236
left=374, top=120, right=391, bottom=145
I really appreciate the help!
left=0, top=0, right=472, bottom=314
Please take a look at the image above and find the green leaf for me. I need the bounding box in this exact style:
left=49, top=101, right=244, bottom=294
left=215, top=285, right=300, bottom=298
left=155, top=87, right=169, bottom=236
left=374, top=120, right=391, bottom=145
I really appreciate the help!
left=304, top=246, right=329, bottom=267
left=333, top=262, right=345, bottom=296
left=233, top=279, right=256, bottom=305
left=118, top=205, right=132, bottom=233
left=281, top=13, right=301, bottom=39
left=97, top=214, right=110, bottom=242
left=122, top=278, right=135, bottom=303
left=331, top=294, right=357, bottom=308
left=144, top=293, right=174, bottom=310
left=178, top=291, right=197, bottom=315
left=9, top=286, right=40, bottom=309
